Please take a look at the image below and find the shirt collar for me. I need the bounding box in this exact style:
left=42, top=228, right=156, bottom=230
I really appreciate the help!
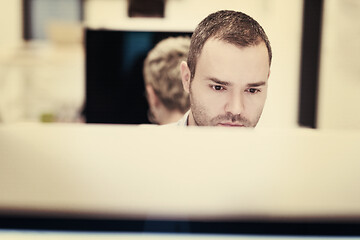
left=176, top=110, right=190, bottom=126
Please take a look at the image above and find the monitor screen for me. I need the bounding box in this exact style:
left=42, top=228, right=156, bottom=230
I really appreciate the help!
left=84, top=29, right=192, bottom=124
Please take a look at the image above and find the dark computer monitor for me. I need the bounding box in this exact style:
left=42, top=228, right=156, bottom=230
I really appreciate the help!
left=84, top=29, right=192, bottom=124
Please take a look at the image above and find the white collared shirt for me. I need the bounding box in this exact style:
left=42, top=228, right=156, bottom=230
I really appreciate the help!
left=164, top=110, right=189, bottom=127
left=175, top=110, right=190, bottom=126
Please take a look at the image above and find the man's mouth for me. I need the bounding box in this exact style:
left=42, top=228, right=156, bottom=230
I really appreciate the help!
left=217, top=122, right=245, bottom=127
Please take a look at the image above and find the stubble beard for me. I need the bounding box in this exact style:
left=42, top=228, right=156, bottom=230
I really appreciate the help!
left=192, top=104, right=259, bottom=127
left=189, top=87, right=262, bottom=127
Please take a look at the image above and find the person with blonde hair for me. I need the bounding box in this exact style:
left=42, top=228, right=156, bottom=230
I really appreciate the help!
left=143, top=36, right=190, bottom=124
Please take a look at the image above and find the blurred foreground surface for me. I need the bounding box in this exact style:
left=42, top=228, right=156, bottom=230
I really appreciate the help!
left=0, top=123, right=359, bottom=221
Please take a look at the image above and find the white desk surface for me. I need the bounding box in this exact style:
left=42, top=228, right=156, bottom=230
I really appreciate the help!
left=0, top=123, right=359, bottom=220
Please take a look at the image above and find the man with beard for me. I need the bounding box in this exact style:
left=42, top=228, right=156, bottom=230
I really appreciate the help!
left=177, top=10, right=272, bottom=127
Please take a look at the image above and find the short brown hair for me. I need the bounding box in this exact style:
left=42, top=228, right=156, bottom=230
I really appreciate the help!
left=143, top=36, right=190, bottom=113
left=187, top=10, right=272, bottom=79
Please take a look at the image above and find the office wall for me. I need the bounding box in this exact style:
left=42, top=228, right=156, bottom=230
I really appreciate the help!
left=317, top=0, right=360, bottom=129
left=0, top=0, right=84, bottom=123
left=0, top=0, right=22, bottom=48
left=85, top=0, right=304, bottom=128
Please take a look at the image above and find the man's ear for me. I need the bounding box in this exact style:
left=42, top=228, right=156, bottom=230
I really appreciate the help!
left=180, top=61, right=191, bottom=93
left=145, top=85, right=159, bottom=108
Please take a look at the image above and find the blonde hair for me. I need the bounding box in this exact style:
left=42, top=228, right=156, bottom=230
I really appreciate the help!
left=143, top=36, right=190, bottom=113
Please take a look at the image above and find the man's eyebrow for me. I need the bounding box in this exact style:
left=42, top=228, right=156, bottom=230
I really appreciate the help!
left=208, top=77, right=231, bottom=86
left=247, top=81, right=267, bottom=87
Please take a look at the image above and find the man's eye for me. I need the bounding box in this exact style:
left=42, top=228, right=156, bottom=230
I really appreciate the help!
left=212, top=85, right=224, bottom=91
left=247, top=88, right=260, bottom=94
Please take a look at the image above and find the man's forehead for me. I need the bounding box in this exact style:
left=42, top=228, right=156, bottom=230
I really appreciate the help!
left=195, top=38, right=270, bottom=82
left=200, top=38, right=270, bottom=64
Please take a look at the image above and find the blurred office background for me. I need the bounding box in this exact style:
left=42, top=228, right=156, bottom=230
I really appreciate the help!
left=0, top=0, right=359, bottom=129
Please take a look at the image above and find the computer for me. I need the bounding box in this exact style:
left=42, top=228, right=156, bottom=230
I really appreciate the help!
left=0, top=123, right=359, bottom=238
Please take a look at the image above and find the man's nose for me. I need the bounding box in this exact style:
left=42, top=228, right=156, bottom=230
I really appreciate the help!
left=225, top=93, right=244, bottom=116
